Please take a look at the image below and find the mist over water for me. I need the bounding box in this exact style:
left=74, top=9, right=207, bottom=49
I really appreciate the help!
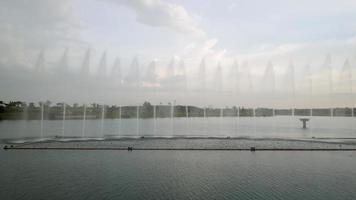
left=1, top=50, right=355, bottom=109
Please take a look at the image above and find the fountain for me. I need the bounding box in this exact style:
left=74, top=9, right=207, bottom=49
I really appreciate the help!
left=179, top=59, right=187, bottom=91
left=153, top=105, right=156, bottom=135
left=62, top=103, right=66, bottom=137
left=35, top=51, right=46, bottom=139
left=264, top=61, right=276, bottom=114
left=35, top=50, right=45, bottom=73
left=82, top=104, right=86, bottom=138
left=111, top=57, right=122, bottom=86
left=171, top=101, right=174, bottom=135
left=167, top=58, right=176, bottom=78
left=324, top=54, right=334, bottom=116
left=125, top=57, right=140, bottom=136
left=125, top=56, right=140, bottom=86
left=98, top=51, right=107, bottom=78
left=199, top=59, right=207, bottom=135
left=231, top=60, right=240, bottom=135
left=215, top=63, right=223, bottom=93
left=57, top=49, right=69, bottom=75
left=220, top=108, right=223, bottom=135
left=136, top=105, right=140, bottom=136
left=118, top=106, right=122, bottom=136
left=6, top=49, right=356, bottom=141
left=304, top=64, right=313, bottom=117
left=215, top=63, right=223, bottom=135
left=40, top=102, right=44, bottom=138
left=230, top=60, right=239, bottom=94
left=145, top=61, right=158, bottom=136
left=81, top=48, right=90, bottom=76
left=261, top=61, right=276, bottom=135
left=286, top=61, right=296, bottom=133
left=100, top=105, right=105, bottom=137
left=242, top=61, right=256, bottom=136
left=185, top=105, right=189, bottom=134
left=339, top=59, right=353, bottom=115
left=287, top=61, right=296, bottom=115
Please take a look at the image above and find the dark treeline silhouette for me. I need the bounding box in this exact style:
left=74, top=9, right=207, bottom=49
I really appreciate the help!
left=0, top=100, right=354, bottom=120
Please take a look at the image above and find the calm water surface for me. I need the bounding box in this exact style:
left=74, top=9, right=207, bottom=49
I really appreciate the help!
left=1, top=116, right=356, bottom=140
left=1, top=117, right=356, bottom=199
left=1, top=150, right=356, bottom=200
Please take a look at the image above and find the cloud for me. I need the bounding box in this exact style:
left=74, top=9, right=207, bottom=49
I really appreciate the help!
left=182, top=39, right=227, bottom=63
left=0, top=0, right=82, bottom=67
left=108, top=0, right=227, bottom=70
left=109, top=0, right=205, bottom=38
left=241, top=43, right=307, bottom=61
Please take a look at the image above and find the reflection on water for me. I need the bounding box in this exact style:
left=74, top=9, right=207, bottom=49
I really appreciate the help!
left=0, top=116, right=355, bottom=140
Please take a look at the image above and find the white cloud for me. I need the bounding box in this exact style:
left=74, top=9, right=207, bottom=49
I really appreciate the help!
left=108, top=0, right=227, bottom=70
left=108, top=0, right=205, bottom=38
left=0, top=0, right=82, bottom=67
left=182, top=39, right=226, bottom=61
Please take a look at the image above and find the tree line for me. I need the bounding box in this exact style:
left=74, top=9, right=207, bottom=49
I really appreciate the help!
left=0, top=100, right=354, bottom=120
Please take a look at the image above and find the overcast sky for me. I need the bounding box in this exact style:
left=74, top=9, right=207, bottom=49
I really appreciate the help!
left=0, top=0, right=356, bottom=106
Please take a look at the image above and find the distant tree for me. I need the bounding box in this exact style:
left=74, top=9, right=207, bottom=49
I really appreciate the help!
left=44, top=100, right=52, bottom=107
left=21, top=102, right=27, bottom=108
left=143, top=101, right=151, bottom=108
left=28, top=102, right=35, bottom=109
left=0, top=101, right=5, bottom=113
left=8, top=101, right=22, bottom=107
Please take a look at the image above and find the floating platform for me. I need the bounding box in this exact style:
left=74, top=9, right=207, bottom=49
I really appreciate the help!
left=3, top=137, right=356, bottom=151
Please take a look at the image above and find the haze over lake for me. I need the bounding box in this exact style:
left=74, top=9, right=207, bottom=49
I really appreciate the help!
left=1, top=0, right=356, bottom=199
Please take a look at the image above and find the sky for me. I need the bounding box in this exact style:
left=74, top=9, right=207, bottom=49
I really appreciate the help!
left=0, top=0, right=356, bottom=107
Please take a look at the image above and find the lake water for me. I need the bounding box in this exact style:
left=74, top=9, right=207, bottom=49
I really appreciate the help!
left=1, top=150, right=356, bottom=200
left=2, top=117, right=356, bottom=199
left=1, top=116, right=356, bottom=141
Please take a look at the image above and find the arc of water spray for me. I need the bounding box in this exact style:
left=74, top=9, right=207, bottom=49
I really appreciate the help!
left=264, top=61, right=276, bottom=135
left=220, top=108, right=223, bottom=135
left=35, top=50, right=45, bottom=73
left=62, top=103, right=66, bottom=137
left=35, top=50, right=46, bottom=139
left=324, top=55, right=334, bottom=117
left=100, top=105, right=105, bottom=137
left=81, top=48, right=90, bottom=76
left=288, top=60, right=296, bottom=116
left=82, top=104, right=86, bottom=138
left=111, top=57, right=122, bottom=85
left=185, top=105, right=189, bottom=134
left=341, top=59, right=353, bottom=117
left=136, top=105, right=140, bottom=136
left=171, top=101, right=175, bottom=136
left=287, top=60, right=296, bottom=134
left=244, top=62, right=256, bottom=136
left=98, top=51, right=107, bottom=78
left=58, top=49, right=69, bottom=74
left=119, top=106, right=122, bottom=136
left=145, top=60, right=157, bottom=136
left=232, top=60, right=240, bottom=135
left=40, top=102, right=44, bottom=138
left=199, top=59, right=207, bottom=135
left=305, top=64, right=313, bottom=117
left=216, top=62, right=223, bottom=136
left=153, top=105, right=156, bottom=135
